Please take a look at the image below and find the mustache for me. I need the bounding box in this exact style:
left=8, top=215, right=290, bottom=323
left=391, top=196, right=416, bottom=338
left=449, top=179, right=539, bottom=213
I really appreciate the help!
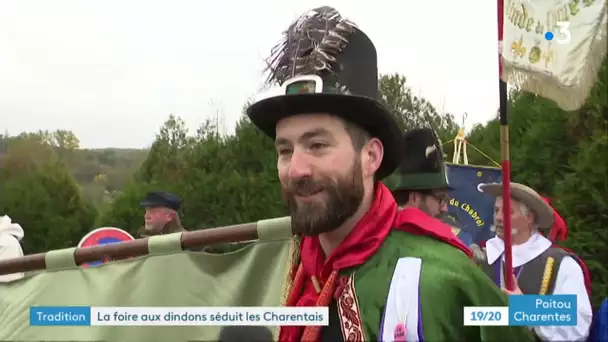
left=283, top=177, right=325, bottom=196
left=491, top=224, right=519, bottom=234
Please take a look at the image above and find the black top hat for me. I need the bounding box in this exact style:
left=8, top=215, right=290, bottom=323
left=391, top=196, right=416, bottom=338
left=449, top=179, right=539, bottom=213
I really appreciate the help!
left=246, top=6, right=402, bottom=180
left=392, top=128, right=451, bottom=191
left=139, top=191, right=182, bottom=211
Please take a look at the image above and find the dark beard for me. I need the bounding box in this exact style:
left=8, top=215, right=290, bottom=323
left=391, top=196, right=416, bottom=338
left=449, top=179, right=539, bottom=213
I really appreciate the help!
left=283, top=159, right=364, bottom=236
left=419, top=201, right=441, bottom=218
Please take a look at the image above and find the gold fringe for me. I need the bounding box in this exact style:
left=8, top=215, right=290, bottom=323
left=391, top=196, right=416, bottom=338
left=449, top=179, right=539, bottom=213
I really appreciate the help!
left=280, top=235, right=301, bottom=306
left=539, top=257, right=555, bottom=295
left=501, top=9, right=608, bottom=112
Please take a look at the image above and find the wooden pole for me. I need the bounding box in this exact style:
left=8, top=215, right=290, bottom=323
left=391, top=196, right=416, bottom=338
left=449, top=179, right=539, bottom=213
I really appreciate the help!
left=498, top=0, right=514, bottom=290
left=0, top=222, right=258, bottom=276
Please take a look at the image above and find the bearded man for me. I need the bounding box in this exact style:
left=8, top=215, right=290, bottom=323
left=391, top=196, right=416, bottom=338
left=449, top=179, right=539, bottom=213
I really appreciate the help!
left=390, top=128, right=476, bottom=245
left=246, top=6, right=533, bottom=342
left=138, top=191, right=187, bottom=238
left=477, top=182, right=593, bottom=341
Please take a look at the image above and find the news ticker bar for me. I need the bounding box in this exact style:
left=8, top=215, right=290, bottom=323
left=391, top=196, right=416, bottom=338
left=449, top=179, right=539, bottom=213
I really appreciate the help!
left=30, top=307, right=328, bottom=326
left=30, top=295, right=576, bottom=327
left=464, top=295, right=577, bottom=326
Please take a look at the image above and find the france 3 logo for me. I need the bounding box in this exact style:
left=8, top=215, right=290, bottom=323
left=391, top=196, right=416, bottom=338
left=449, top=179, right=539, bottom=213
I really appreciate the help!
left=544, top=21, right=572, bottom=45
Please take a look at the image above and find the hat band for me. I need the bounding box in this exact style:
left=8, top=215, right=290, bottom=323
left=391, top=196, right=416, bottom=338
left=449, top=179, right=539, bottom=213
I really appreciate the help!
left=283, top=74, right=347, bottom=95
left=394, top=172, right=449, bottom=191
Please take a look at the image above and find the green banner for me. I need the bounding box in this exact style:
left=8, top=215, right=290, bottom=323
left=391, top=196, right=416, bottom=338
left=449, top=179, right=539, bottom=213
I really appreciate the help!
left=0, top=237, right=293, bottom=341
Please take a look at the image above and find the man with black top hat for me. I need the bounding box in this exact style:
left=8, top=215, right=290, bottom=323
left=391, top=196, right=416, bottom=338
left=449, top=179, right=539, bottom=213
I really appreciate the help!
left=247, top=6, right=531, bottom=342
left=138, top=191, right=186, bottom=238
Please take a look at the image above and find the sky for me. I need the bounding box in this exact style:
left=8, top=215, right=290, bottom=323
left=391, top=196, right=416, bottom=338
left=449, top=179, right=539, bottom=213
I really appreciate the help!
left=0, top=0, right=500, bottom=149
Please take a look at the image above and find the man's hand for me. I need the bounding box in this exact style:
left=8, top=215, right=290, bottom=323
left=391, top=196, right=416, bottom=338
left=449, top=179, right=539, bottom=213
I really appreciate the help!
left=501, top=271, right=524, bottom=295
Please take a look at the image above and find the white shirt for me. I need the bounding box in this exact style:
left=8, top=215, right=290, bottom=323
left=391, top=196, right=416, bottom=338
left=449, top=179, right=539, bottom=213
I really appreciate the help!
left=485, top=233, right=592, bottom=341
left=0, top=215, right=25, bottom=282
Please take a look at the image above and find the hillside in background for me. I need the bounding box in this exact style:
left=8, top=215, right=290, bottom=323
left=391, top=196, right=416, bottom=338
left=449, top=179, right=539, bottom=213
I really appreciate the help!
left=72, top=148, right=149, bottom=206
left=0, top=133, right=148, bottom=209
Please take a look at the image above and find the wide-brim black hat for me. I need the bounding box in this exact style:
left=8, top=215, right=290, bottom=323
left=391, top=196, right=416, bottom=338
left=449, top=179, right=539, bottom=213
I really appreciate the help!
left=392, top=128, right=453, bottom=192
left=246, top=7, right=402, bottom=180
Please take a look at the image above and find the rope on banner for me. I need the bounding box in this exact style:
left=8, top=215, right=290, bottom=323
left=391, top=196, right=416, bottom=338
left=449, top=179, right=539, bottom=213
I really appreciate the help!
left=442, top=112, right=501, bottom=167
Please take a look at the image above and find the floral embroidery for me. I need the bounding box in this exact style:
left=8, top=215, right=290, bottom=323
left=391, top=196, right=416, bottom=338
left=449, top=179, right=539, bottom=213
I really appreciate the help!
left=337, top=274, right=364, bottom=341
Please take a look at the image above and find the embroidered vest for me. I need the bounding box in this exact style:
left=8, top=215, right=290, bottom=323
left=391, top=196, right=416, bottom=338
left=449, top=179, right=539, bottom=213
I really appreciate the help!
left=319, top=230, right=472, bottom=341
left=481, top=247, right=570, bottom=294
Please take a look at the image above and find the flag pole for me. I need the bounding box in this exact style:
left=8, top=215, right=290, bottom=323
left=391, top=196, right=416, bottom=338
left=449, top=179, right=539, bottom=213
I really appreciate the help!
left=497, top=0, right=514, bottom=290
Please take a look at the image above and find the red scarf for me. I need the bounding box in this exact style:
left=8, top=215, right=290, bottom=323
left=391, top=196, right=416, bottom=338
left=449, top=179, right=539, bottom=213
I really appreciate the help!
left=394, top=207, right=472, bottom=258
left=540, top=196, right=568, bottom=242
left=279, top=183, right=472, bottom=341
left=540, top=197, right=592, bottom=295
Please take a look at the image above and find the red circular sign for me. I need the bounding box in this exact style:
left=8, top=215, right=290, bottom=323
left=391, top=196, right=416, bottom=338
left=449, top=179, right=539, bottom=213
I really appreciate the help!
left=78, top=227, right=134, bottom=267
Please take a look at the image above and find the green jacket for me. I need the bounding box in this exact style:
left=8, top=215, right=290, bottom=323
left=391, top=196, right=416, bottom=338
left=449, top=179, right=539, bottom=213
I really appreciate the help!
left=335, top=230, right=534, bottom=341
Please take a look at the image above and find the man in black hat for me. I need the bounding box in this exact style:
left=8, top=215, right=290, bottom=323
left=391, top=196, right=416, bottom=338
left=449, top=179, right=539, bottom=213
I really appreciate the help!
left=138, top=191, right=186, bottom=237
left=391, top=128, right=475, bottom=245
left=392, top=128, right=451, bottom=218
left=247, top=6, right=531, bottom=342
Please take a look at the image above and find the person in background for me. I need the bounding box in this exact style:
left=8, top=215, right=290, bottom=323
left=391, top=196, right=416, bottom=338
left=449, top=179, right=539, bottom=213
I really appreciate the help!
left=390, top=127, right=475, bottom=245
left=138, top=191, right=187, bottom=238
left=391, top=128, right=450, bottom=218
left=478, top=182, right=593, bottom=341
left=0, top=215, right=25, bottom=282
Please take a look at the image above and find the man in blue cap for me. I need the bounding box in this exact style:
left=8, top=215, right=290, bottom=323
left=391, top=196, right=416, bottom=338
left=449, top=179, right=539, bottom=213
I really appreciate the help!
left=138, top=191, right=186, bottom=238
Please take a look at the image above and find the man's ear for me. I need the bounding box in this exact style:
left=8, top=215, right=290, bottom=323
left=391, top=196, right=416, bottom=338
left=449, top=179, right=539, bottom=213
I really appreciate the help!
left=526, top=212, right=536, bottom=226
left=362, top=137, right=383, bottom=177
left=408, top=192, right=418, bottom=205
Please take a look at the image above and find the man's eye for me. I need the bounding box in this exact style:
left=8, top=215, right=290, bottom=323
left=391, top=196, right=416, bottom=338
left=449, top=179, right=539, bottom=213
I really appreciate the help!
left=309, top=142, right=327, bottom=150
left=278, top=148, right=292, bottom=155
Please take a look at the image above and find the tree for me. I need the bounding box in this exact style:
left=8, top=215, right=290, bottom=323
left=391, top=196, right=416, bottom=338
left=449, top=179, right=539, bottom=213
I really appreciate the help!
left=137, top=115, right=195, bottom=184
left=0, top=136, right=97, bottom=253
left=378, top=73, right=459, bottom=140
left=553, top=58, right=608, bottom=304
left=50, top=130, right=80, bottom=150
left=555, top=133, right=608, bottom=303
left=0, top=134, right=58, bottom=178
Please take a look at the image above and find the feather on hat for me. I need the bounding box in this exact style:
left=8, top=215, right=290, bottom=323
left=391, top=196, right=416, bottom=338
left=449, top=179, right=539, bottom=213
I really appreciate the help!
left=246, top=6, right=402, bottom=179
left=392, top=128, right=451, bottom=191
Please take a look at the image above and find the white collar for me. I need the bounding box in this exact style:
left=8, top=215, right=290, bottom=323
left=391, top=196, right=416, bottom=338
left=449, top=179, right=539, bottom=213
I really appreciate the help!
left=486, top=232, right=552, bottom=267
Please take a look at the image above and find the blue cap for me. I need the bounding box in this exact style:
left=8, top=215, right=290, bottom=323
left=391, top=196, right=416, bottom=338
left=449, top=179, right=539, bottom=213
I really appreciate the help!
left=140, top=191, right=182, bottom=211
